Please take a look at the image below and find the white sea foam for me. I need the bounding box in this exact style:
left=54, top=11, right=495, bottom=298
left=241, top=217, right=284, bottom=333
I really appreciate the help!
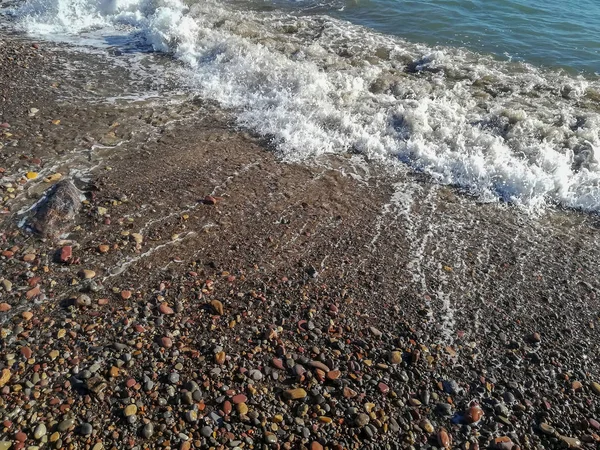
left=7, top=0, right=600, bottom=211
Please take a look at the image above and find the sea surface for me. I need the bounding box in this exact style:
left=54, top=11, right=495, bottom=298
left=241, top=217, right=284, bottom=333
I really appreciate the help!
left=2, top=0, right=600, bottom=212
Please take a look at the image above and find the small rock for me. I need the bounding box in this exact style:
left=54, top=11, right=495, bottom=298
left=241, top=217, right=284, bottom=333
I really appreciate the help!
left=591, top=382, right=600, bottom=396
left=210, top=299, right=224, bottom=315
left=142, top=423, right=154, bottom=439
left=33, top=424, right=46, bottom=440
left=79, top=423, right=93, bottom=436
left=465, top=405, right=484, bottom=424
left=355, top=413, right=370, bottom=427
left=159, top=303, right=174, bottom=315
left=30, top=180, right=81, bottom=238
left=58, top=419, right=75, bottom=432
left=131, top=233, right=143, bottom=244
left=284, top=388, right=307, bottom=400
left=559, top=435, right=581, bottom=448
left=539, top=422, right=555, bottom=435
left=389, top=351, right=402, bottom=364
left=1, top=279, right=12, bottom=291
left=437, top=428, right=451, bottom=449
left=59, top=246, right=72, bottom=262
left=124, top=404, right=137, bottom=417
left=264, top=433, right=277, bottom=444
left=80, top=270, right=96, bottom=279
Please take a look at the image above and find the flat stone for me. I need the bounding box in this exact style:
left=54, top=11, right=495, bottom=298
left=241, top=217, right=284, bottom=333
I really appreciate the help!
left=591, top=382, right=600, bottom=396
left=58, top=418, right=75, bottom=432
left=142, top=423, right=154, bottom=438
left=284, top=388, right=308, bottom=400
left=160, top=337, right=173, bottom=348
left=264, top=433, right=277, bottom=444
left=130, top=233, right=143, bottom=244
left=1, top=279, right=12, bottom=291
left=159, top=303, right=174, bottom=315
left=232, top=394, right=247, bottom=404
left=124, top=404, right=137, bottom=417
left=378, top=382, right=389, bottom=394
left=80, top=270, right=96, bottom=279
left=437, top=428, right=451, bottom=448
left=33, top=424, right=46, bottom=440
left=310, top=360, right=329, bottom=372
left=559, top=435, right=581, bottom=448
left=327, top=370, right=341, bottom=380
left=539, top=422, right=555, bottom=435
left=0, top=303, right=11, bottom=312
left=26, top=285, right=41, bottom=299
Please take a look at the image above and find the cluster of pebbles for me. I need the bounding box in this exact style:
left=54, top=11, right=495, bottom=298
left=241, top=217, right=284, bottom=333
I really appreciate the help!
left=1, top=34, right=600, bottom=450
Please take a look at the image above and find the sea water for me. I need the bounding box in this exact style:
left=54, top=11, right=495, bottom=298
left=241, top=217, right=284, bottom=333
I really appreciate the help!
left=3, top=0, right=600, bottom=211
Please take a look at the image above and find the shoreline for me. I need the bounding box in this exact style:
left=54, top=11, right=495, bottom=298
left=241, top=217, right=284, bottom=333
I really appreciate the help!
left=1, top=33, right=600, bottom=450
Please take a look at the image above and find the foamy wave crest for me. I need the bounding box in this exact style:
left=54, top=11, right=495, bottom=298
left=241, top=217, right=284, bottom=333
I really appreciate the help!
left=9, top=0, right=600, bottom=211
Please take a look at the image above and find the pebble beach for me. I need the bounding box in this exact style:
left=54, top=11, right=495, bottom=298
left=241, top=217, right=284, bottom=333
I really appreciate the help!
left=1, top=33, right=600, bottom=450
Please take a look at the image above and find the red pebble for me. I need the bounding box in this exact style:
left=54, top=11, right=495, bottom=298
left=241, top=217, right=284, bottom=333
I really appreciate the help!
left=59, top=246, right=72, bottom=262
left=15, top=431, right=27, bottom=442
left=232, top=394, right=247, bottom=404
left=203, top=195, right=217, bottom=205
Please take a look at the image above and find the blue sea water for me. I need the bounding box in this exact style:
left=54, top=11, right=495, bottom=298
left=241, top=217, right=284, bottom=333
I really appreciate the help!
left=341, top=0, right=600, bottom=74
left=262, top=0, right=600, bottom=74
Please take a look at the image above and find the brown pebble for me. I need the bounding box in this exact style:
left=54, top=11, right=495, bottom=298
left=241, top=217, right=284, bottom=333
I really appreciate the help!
left=121, top=290, right=132, bottom=300
left=0, top=368, right=11, bottom=387
left=98, top=244, right=110, bottom=253
left=26, top=285, right=41, bottom=299
left=215, top=351, right=226, bottom=365
left=437, top=428, right=451, bottom=449
left=210, top=299, right=224, bottom=315
left=160, top=337, right=173, bottom=348
left=232, top=394, right=247, bottom=404
left=327, top=370, right=341, bottom=380
left=159, top=303, right=174, bottom=315
left=0, top=303, right=11, bottom=312
left=389, top=351, right=402, bottom=364
left=284, top=388, right=307, bottom=400
left=465, top=405, right=484, bottom=424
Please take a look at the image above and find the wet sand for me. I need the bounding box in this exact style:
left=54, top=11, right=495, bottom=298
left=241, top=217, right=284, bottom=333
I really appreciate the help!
left=1, top=34, right=600, bottom=450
